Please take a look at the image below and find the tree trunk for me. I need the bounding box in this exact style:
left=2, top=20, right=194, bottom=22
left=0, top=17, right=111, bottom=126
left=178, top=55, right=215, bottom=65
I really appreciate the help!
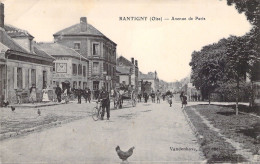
left=208, top=92, right=211, bottom=105
left=236, top=78, right=239, bottom=115
left=249, top=81, right=254, bottom=107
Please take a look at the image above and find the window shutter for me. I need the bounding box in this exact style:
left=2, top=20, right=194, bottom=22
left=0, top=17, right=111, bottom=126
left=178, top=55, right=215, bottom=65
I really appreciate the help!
left=22, top=68, right=26, bottom=89
left=35, top=69, right=38, bottom=87
left=13, top=67, right=17, bottom=89
left=28, top=69, right=31, bottom=88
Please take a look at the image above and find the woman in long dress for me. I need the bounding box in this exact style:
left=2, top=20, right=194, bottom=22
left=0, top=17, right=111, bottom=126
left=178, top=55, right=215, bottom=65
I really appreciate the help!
left=29, top=84, right=37, bottom=104
left=42, top=86, right=50, bottom=102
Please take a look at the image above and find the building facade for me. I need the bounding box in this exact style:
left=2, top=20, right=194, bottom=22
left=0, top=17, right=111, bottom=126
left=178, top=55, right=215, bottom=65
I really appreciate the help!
left=0, top=3, right=54, bottom=104
left=116, top=56, right=139, bottom=92
left=53, top=17, right=117, bottom=92
left=37, top=43, right=89, bottom=90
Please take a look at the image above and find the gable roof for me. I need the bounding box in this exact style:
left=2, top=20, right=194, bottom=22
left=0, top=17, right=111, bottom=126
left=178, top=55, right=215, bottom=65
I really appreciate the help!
left=36, top=43, right=88, bottom=61
left=4, top=24, right=34, bottom=38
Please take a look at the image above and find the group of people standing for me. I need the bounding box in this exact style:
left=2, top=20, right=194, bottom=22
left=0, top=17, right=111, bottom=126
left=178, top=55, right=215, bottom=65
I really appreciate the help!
left=54, top=85, right=92, bottom=104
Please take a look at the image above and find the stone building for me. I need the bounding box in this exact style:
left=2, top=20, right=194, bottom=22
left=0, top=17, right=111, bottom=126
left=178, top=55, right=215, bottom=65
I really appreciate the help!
left=36, top=43, right=89, bottom=90
left=116, top=56, right=139, bottom=92
left=0, top=3, right=54, bottom=104
left=53, top=17, right=117, bottom=92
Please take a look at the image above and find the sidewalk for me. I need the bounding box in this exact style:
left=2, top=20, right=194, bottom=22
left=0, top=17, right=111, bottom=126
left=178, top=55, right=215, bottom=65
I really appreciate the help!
left=7, top=101, right=66, bottom=108
left=0, top=102, right=95, bottom=140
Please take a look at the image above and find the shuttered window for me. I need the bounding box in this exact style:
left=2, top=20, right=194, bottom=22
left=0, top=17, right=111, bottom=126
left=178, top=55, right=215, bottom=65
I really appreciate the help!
left=17, top=67, right=23, bottom=89
left=31, top=69, right=36, bottom=86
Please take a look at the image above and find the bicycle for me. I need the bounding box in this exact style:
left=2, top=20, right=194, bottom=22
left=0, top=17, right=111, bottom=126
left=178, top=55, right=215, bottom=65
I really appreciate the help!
left=92, top=101, right=102, bottom=121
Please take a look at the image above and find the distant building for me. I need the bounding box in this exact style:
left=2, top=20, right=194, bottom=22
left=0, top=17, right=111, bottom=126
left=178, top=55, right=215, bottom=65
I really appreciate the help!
left=53, top=17, right=117, bottom=92
left=36, top=43, right=89, bottom=90
left=139, top=71, right=159, bottom=94
left=0, top=3, right=54, bottom=104
left=116, top=56, right=138, bottom=92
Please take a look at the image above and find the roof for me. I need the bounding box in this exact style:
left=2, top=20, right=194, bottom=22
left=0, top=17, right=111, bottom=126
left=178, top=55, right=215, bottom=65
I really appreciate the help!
left=0, top=28, right=54, bottom=61
left=36, top=43, right=88, bottom=61
left=117, top=56, right=134, bottom=67
left=0, top=42, right=9, bottom=52
left=4, top=24, right=34, bottom=38
left=53, top=22, right=116, bottom=45
left=116, top=67, right=130, bottom=75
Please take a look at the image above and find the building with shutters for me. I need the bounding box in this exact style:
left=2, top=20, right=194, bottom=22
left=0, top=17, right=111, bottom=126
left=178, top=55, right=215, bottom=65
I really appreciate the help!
left=53, top=17, right=117, bottom=92
left=0, top=3, right=54, bottom=105
left=36, top=42, right=89, bottom=90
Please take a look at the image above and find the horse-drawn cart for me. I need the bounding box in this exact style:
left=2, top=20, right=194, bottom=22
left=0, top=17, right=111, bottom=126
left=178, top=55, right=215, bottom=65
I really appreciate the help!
left=112, top=86, right=137, bottom=109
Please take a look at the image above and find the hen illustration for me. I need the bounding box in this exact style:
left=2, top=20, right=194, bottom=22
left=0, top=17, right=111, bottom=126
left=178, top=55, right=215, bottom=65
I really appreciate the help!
left=115, top=146, right=135, bottom=162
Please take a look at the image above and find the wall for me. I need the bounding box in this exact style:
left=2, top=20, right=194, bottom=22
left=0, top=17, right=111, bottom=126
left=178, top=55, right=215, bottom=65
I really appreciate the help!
left=119, top=75, right=130, bottom=85
left=7, top=59, right=52, bottom=103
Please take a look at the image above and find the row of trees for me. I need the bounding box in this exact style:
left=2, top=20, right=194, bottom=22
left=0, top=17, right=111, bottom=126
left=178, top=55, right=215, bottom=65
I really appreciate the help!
left=189, top=0, right=260, bottom=114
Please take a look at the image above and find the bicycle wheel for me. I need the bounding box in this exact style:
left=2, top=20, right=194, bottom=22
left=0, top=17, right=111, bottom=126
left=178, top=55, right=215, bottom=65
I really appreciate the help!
left=92, top=107, right=100, bottom=121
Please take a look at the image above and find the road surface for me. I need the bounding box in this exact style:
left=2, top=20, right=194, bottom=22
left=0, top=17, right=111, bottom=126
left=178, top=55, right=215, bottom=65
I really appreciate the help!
left=0, top=101, right=205, bottom=163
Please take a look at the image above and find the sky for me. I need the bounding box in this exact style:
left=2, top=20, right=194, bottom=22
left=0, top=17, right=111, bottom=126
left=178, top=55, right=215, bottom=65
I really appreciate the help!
left=2, top=0, right=252, bottom=82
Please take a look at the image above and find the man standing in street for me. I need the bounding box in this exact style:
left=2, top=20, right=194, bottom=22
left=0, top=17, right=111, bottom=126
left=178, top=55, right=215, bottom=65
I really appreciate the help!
left=150, top=91, right=155, bottom=103
left=98, top=86, right=110, bottom=120
left=156, top=90, right=161, bottom=104
left=55, top=84, right=62, bottom=103
left=77, top=86, right=82, bottom=104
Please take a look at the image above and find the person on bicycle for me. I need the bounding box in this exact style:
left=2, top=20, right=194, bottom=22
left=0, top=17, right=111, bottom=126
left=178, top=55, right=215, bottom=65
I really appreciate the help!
left=98, top=86, right=110, bottom=120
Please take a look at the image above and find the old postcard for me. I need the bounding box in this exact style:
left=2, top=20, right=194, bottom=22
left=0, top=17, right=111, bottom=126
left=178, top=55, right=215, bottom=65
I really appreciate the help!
left=0, top=0, right=259, bottom=163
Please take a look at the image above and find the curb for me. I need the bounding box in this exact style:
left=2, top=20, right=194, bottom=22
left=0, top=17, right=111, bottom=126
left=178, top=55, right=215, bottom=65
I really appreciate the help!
left=0, top=115, right=88, bottom=141
left=8, top=102, right=66, bottom=108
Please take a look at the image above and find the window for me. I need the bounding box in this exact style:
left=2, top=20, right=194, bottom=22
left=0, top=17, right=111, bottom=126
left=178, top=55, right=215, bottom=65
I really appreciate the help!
left=83, top=66, right=86, bottom=77
left=72, top=64, right=77, bottom=75
left=74, top=42, right=80, bottom=52
left=17, top=68, right=23, bottom=89
left=78, top=81, right=81, bottom=89
left=78, top=64, right=82, bottom=75
left=73, top=81, right=77, bottom=88
left=31, top=69, right=36, bottom=86
left=93, top=62, right=99, bottom=74
left=92, top=43, right=99, bottom=56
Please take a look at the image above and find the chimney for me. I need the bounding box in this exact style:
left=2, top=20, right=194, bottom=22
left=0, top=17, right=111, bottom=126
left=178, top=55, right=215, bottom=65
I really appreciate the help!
left=80, top=17, right=87, bottom=32
left=131, top=57, right=134, bottom=64
left=0, top=3, right=4, bottom=28
left=135, top=60, right=138, bottom=67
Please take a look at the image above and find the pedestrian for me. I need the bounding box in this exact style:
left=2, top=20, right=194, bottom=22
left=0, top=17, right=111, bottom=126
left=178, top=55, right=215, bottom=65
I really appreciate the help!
left=77, top=86, right=82, bottom=104
left=42, top=86, right=50, bottom=102
left=63, top=88, right=69, bottom=104
left=87, top=88, right=91, bottom=103
left=143, top=92, right=148, bottom=103
left=162, top=94, right=165, bottom=101
left=165, top=90, right=172, bottom=107
left=198, top=95, right=201, bottom=101
left=29, top=84, right=37, bottom=104
left=98, top=86, right=110, bottom=120
left=182, top=94, right=188, bottom=108
left=150, top=91, right=155, bottom=103
left=55, top=84, right=62, bottom=103
left=156, top=90, right=161, bottom=103
left=138, top=93, right=142, bottom=102
left=194, top=94, right=198, bottom=101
